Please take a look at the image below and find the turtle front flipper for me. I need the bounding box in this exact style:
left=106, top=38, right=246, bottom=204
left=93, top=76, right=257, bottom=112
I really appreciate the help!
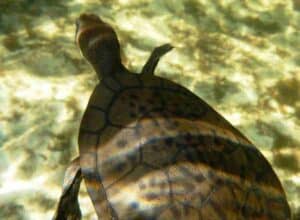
left=53, top=157, right=82, bottom=220
left=141, top=43, right=173, bottom=76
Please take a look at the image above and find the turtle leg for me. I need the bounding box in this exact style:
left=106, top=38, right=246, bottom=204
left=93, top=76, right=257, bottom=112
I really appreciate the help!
left=141, top=43, right=174, bottom=76
left=53, top=157, right=82, bottom=220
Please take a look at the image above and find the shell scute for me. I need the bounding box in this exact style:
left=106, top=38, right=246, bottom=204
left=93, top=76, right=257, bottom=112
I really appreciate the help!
left=141, top=136, right=179, bottom=168
left=78, top=132, right=98, bottom=154
left=96, top=126, right=140, bottom=186
left=88, top=83, right=115, bottom=110
left=115, top=72, right=142, bottom=87
left=108, top=88, right=164, bottom=126
left=97, top=126, right=122, bottom=147
left=102, top=75, right=122, bottom=92
left=80, top=107, right=106, bottom=132
left=140, top=73, right=164, bottom=87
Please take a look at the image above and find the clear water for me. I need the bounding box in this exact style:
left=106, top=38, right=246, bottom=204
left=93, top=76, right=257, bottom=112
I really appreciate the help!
left=0, top=0, right=299, bottom=219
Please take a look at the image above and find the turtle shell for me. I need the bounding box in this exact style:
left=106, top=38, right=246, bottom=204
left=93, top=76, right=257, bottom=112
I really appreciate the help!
left=70, top=13, right=291, bottom=220
left=78, top=72, right=290, bottom=220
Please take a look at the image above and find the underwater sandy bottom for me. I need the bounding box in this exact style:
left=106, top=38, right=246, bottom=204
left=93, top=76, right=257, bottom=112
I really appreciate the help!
left=0, top=0, right=299, bottom=219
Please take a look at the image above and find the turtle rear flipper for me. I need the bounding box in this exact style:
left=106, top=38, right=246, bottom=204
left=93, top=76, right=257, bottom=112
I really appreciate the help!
left=141, top=43, right=173, bottom=76
left=53, top=157, right=82, bottom=220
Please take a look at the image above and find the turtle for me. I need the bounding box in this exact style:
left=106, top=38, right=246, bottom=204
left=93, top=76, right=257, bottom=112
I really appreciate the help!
left=53, top=13, right=291, bottom=220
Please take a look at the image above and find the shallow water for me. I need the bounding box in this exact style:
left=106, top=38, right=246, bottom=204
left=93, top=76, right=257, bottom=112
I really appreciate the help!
left=0, top=0, right=299, bottom=219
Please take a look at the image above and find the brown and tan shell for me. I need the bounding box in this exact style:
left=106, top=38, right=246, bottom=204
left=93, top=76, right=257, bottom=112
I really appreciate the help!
left=78, top=72, right=290, bottom=220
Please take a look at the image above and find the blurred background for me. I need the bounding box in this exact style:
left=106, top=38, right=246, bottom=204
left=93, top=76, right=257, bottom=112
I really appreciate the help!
left=0, top=0, right=299, bottom=219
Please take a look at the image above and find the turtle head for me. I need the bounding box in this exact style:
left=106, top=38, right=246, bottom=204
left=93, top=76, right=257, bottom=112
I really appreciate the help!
left=75, top=13, right=123, bottom=78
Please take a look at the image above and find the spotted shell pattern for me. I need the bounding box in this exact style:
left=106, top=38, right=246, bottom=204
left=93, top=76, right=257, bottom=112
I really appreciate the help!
left=78, top=73, right=290, bottom=220
left=53, top=13, right=291, bottom=220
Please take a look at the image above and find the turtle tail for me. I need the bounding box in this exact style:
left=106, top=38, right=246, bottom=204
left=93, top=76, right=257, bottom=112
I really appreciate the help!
left=141, top=43, right=173, bottom=76
left=53, top=157, right=82, bottom=220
